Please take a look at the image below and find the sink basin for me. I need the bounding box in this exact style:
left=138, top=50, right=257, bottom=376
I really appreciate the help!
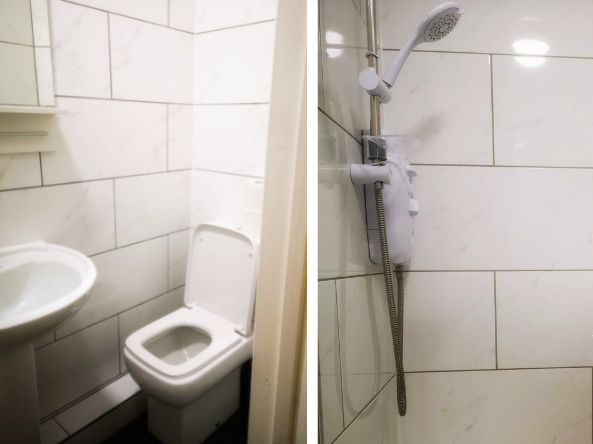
left=0, top=242, right=96, bottom=347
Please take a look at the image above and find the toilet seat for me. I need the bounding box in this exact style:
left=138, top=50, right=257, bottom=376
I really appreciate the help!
left=126, top=306, right=241, bottom=379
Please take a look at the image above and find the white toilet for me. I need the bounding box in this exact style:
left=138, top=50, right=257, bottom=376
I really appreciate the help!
left=124, top=221, right=258, bottom=444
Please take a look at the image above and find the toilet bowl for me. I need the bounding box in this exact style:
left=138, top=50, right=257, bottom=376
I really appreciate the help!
left=124, top=222, right=258, bottom=444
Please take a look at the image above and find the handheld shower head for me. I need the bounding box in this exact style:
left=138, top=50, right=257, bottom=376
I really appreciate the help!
left=382, top=2, right=464, bottom=87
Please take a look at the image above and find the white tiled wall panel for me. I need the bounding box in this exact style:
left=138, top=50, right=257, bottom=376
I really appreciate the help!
left=0, top=180, right=115, bottom=256
left=0, top=154, right=42, bottom=191
left=66, top=0, right=168, bottom=25
left=194, top=0, right=277, bottom=33
left=341, top=373, right=393, bottom=427
left=41, top=98, right=167, bottom=184
left=56, top=237, right=169, bottom=339
left=194, top=21, right=276, bottom=104
left=379, top=0, right=593, bottom=58
left=401, top=369, right=592, bottom=444
left=318, top=112, right=374, bottom=279
left=0, top=42, right=38, bottom=106
left=494, top=56, right=593, bottom=167
left=319, top=280, right=339, bottom=375
left=118, top=287, right=185, bottom=372
left=168, top=104, right=193, bottom=171
left=383, top=51, right=493, bottom=165
left=497, top=271, right=593, bottom=369
left=320, top=375, right=344, bottom=444
left=404, top=272, right=496, bottom=372
left=115, top=171, right=191, bottom=247
left=320, top=0, right=368, bottom=141
left=168, top=0, right=195, bottom=33
left=110, top=14, right=193, bottom=104
left=36, top=318, right=120, bottom=418
left=0, top=0, right=33, bottom=45
left=411, top=166, right=593, bottom=271
left=40, top=420, right=68, bottom=444
left=35, top=47, right=56, bottom=107
left=49, top=0, right=111, bottom=99
left=168, top=229, right=190, bottom=290
left=193, top=105, right=269, bottom=177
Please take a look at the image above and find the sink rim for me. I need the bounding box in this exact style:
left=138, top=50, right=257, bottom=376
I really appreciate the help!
left=0, top=241, right=97, bottom=332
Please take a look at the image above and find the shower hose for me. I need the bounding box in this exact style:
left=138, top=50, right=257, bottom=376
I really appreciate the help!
left=374, top=181, right=407, bottom=416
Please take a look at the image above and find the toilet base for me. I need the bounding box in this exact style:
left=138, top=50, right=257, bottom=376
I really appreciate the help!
left=147, top=368, right=241, bottom=444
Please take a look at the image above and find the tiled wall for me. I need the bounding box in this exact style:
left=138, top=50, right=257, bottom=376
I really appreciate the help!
left=319, top=0, right=593, bottom=443
left=0, top=0, right=276, bottom=438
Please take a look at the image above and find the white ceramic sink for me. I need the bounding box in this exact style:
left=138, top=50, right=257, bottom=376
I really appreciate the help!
left=0, top=242, right=96, bottom=347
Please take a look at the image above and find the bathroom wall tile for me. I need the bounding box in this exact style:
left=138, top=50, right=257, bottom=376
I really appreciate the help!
left=320, top=375, right=344, bottom=444
left=40, top=419, right=68, bottom=444
left=380, top=0, right=593, bottom=58
left=168, top=229, right=190, bottom=290
left=194, top=0, right=277, bottom=33
left=191, top=169, right=262, bottom=234
left=318, top=30, right=325, bottom=112
left=31, top=0, right=51, bottom=47
left=0, top=154, right=42, bottom=191
left=341, top=373, right=392, bottom=426
left=110, top=14, right=193, bottom=104
left=0, top=180, right=115, bottom=256
left=118, top=287, right=185, bottom=372
left=115, top=171, right=191, bottom=247
left=410, top=166, right=593, bottom=270
left=66, top=0, right=167, bottom=25
left=494, top=56, right=593, bottom=168
left=318, top=112, right=375, bottom=279
left=193, top=105, right=269, bottom=177
left=168, top=105, right=193, bottom=171
left=404, top=272, right=496, bottom=372
left=35, top=333, right=55, bottom=350
left=49, top=0, right=110, bottom=99
left=36, top=318, right=120, bottom=418
left=56, top=237, right=168, bottom=339
left=35, top=48, right=55, bottom=106
left=318, top=280, right=338, bottom=375
left=383, top=51, right=493, bottom=165
left=41, top=98, right=167, bottom=185
left=0, top=42, right=38, bottom=106
left=497, top=271, right=593, bottom=369
left=169, top=0, right=195, bottom=33
left=194, top=21, right=276, bottom=104
left=320, top=0, right=368, bottom=142
left=0, top=0, right=33, bottom=45
left=401, top=368, right=592, bottom=444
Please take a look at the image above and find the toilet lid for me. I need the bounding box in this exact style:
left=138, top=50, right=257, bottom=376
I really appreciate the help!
left=184, top=222, right=258, bottom=336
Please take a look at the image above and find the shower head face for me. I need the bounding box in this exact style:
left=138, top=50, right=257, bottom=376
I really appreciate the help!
left=423, top=2, right=463, bottom=42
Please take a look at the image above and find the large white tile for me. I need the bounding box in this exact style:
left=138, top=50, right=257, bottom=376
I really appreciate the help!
left=380, top=0, right=593, bottom=58
left=194, top=21, right=276, bottom=104
left=0, top=42, right=38, bottom=106
left=494, top=56, right=593, bottom=168
left=383, top=51, right=493, bottom=165
left=31, top=0, right=51, bottom=47
left=497, top=271, right=593, bottom=368
left=411, top=166, right=593, bottom=270
left=320, top=0, right=368, bottom=142
left=168, top=104, right=193, bottom=171
left=56, top=237, right=168, bottom=339
left=402, top=369, right=592, bottom=444
left=49, top=0, right=110, bottom=99
left=40, top=419, right=67, bottom=444
left=54, top=374, right=140, bottom=434
left=0, top=0, right=33, bottom=45
left=66, top=0, right=167, bottom=25
left=110, top=14, right=193, bottom=104
left=318, top=280, right=338, bottom=375
left=341, top=373, right=392, bottom=426
left=194, top=0, right=277, bottom=33
left=36, top=318, right=120, bottom=418
left=193, top=105, right=269, bottom=177
left=320, top=375, right=344, bottom=444
left=404, top=272, right=496, bottom=372
left=35, top=47, right=55, bottom=106
left=169, top=0, right=195, bottom=33
left=318, top=112, right=374, bottom=279
left=118, top=287, right=185, bottom=372
left=0, top=153, right=41, bottom=191
left=0, top=180, right=115, bottom=255
left=115, top=171, right=191, bottom=246
left=191, top=169, right=262, bottom=235
left=168, top=230, right=190, bottom=290
left=41, top=98, right=167, bottom=184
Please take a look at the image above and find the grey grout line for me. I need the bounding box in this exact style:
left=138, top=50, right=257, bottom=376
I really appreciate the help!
left=382, top=48, right=593, bottom=61
left=404, top=366, right=593, bottom=374
left=192, top=167, right=264, bottom=180
left=166, top=104, right=169, bottom=171
left=116, top=314, right=121, bottom=375
left=88, top=227, right=190, bottom=258
left=112, top=178, right=118, bottom=248
left=318, top=107, right=362, bottom=146
left=166, top=234, right=170, bottom=290
left=0, top=39, right=36, bottom=48
left=0, top=169, right=192, bottom=194
left=55, top=94, right=268, bottom=107
left=38, top=153, right=44, bottom=186
left=411, top=163, right=593, bottom=170
left=193, top=19, right=276, bottom=36
left=52, top=419, right=70, bottom=436
left=28, top=0, right=41, bottom=107
left=490, top=55, right=496, bottom=165
left=167, top=0, right=170, bottom=27
left=317, top=272, right=384, bottom=282
left=59, top=0, right=194, bottom=35
left=332, top=280, right=346, bottom=432
left=107, top=14, right=113, bottom=99
left=494, top=271, right=498, bottom=369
